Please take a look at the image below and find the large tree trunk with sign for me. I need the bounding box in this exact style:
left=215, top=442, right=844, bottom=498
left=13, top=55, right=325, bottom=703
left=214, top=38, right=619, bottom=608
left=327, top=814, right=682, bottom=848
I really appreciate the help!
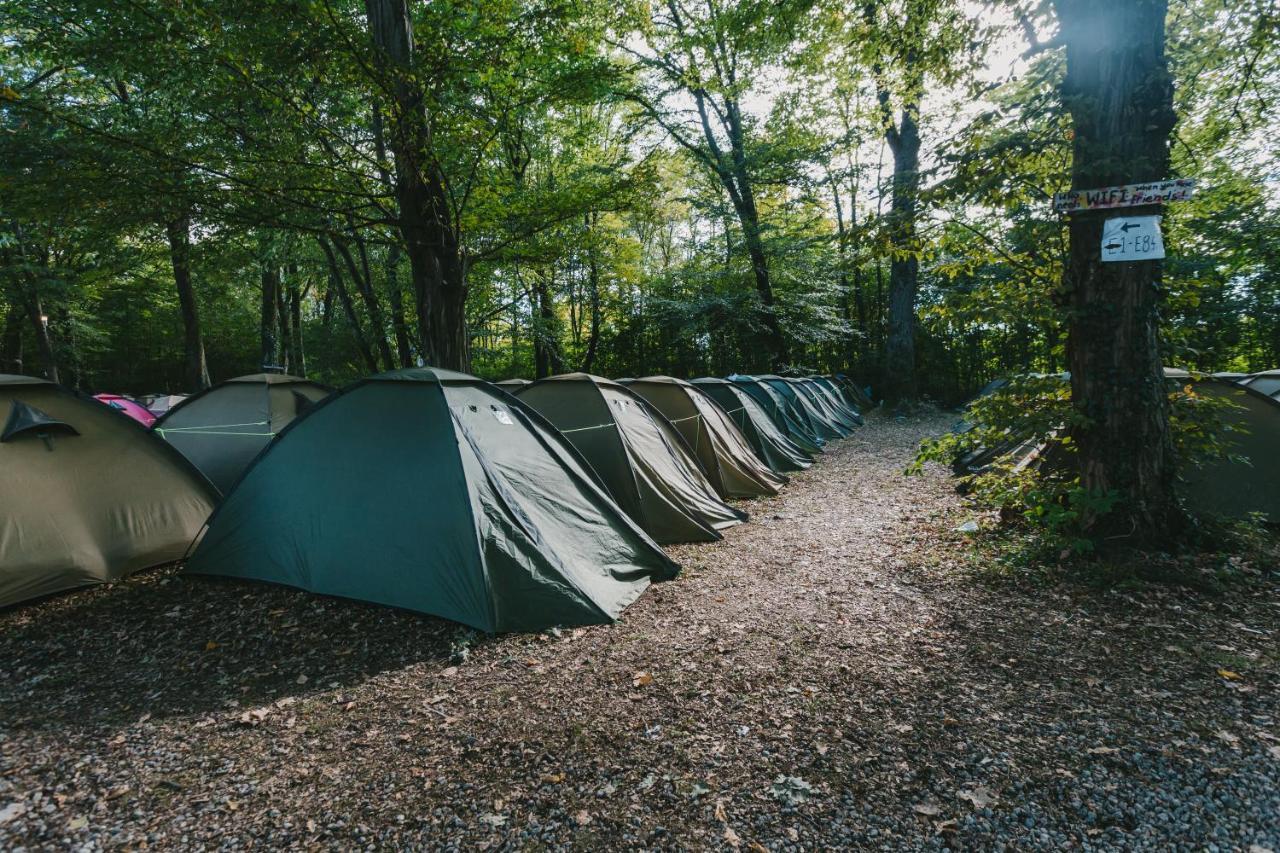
left=1055, top=0, right=1182, bottom=544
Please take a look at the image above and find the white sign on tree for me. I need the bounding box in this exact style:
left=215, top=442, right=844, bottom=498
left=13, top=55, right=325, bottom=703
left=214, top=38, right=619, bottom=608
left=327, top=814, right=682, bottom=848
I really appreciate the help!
left=1101, top=215, right=1165, bottom=262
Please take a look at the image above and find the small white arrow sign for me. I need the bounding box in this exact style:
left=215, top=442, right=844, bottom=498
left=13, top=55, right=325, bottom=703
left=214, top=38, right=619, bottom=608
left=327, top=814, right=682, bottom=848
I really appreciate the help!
left=1101, top=215, right=1164, bottom=262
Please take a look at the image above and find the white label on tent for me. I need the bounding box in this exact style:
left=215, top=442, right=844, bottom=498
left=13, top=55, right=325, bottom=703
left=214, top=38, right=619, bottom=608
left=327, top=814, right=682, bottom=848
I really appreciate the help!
left=1101, top=215, right=1164, bottom=262
left=491, top=407, right=514, bottom=425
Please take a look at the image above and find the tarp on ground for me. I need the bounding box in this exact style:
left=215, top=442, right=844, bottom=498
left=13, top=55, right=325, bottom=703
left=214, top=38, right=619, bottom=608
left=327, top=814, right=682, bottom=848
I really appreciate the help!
left=690, top=378, right=813, bottom=473
left=185, top=368, right=679, bottom=633
left=515, top=373, right=746, bottom=544
left=622, top=376, right=786, bottom=498
left=1, top=374, right=217, bottom=608
left=154, top=373, right=331, bottom=494
left=727, top=374, right=826, bottom=454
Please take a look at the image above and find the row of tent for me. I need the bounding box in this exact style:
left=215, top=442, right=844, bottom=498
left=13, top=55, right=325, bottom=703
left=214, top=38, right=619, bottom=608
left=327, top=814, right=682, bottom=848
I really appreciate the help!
left=1, top=369, right=868, bottom=631
left=953, top=368, right=1280, bottom=522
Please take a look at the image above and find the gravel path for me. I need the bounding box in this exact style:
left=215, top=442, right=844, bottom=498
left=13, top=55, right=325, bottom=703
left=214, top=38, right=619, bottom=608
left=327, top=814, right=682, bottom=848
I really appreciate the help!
left=1, top=412, right=1277, bottom=851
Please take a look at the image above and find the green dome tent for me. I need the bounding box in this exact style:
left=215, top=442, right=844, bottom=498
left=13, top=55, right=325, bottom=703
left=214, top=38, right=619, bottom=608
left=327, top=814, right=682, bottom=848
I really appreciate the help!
left=767, top=376, right=848, bottom=441
left=728, top=375, right=825, bottom=454
left=1171, top=372, right=1280, bottom=522
left=789, top=377, right=861, bottom=433
left=514, top=374, right=746, bottom=544
left=185, top=368, right=678, bottom=633
left=689, top=378, right=813, bottom=473
left=621, top=376, right=786, bottom=499
left=806, top=376, right=865, bottom=426
left=154, top=373, right=331, bottom=494
left=1, top=374, right=218, bottom=608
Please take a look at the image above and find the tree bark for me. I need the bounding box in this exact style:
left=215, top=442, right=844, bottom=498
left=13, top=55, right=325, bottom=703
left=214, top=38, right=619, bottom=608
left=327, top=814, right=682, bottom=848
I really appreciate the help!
left=318, top=237, right=380, bottom=374
left=533, top=269, right=565, bottom=378
left=580, top=214, right=602, bottom=373
left=1055, top=0, right=1182, bottom=542
left=260, top=262, right=280, bottom=372
left=287, top=280, right=306, bottom=377
left=364, top=0, right=469, bottom=371
left=335, top=230, right=395, bottom=370
left=882, top=103, right=922, bottom=407
left=165, top=216, right=210, bottom=390
left=2, top=304, right=23, bottom=374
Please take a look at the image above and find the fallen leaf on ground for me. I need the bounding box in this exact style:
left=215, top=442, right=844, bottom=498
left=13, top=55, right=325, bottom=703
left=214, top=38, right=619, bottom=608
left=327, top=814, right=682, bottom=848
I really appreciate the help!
left=1217, top=669, right=1242, bottom=680
left=913, top=802, right=941, bottom=816
left=632, top=671, right=654, bottom=687
left=958, top=786, right=997, bottom=809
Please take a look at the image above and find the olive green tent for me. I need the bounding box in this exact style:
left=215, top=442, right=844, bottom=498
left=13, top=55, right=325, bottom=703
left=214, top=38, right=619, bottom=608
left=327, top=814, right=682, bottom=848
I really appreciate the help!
left=154, top=373, right=331, bottom=494
left=729, top=375, right=825, bottom=453
left=186, top=368, right=678, bottom=633
left=1, top=374, right=218, bottom=608
left=1171, top=373, right=1280, bottom=522
left=1241, top=369, right=1280, bottom=401
left=771, top=376, right=849, bottom=440
left=790, top=377, right=861, bottom=433
left=831, top=374, right=875, bottom=410
left=496, top=378, right=531, bottom=389
left=515, top=374, right=746, bottom=544
left=622, top=376, right=786, bottom=499
left=807, top=376, right=865, bottom=425
left=690, top=378, right=813, bottom=473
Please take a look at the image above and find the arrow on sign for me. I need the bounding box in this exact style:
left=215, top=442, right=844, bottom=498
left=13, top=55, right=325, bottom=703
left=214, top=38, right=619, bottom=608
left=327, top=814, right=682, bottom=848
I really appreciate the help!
left=1120, top=223, right=1140, bottom=232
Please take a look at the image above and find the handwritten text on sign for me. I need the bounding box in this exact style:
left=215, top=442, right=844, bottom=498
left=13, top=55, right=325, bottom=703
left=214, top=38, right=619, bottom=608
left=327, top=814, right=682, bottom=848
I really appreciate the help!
left=1101, top=216, right=1164, bottom=262
left=1054, top=179, right=1195, bottom=213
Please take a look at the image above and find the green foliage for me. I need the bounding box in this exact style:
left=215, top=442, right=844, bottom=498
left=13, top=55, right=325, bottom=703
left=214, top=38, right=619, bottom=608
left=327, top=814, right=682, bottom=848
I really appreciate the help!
left=912, top=373, right=1252, bottom=551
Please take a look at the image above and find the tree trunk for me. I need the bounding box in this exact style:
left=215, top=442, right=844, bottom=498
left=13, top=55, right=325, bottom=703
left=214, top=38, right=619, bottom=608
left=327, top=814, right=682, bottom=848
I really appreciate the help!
left=165, top=216, right=210, bottom=390
left=260, top=262, right=280, bottom=372
left=533, top=269, right=565, bottom=378
left=1056, top=0, right=1182, bottom=543
left=335, top=231, right=395, bottom=371
left=2, top=304, right=23, bottom=374
left=883, top=105, right=922, bottom=407
left=288, top=281, right=306, bottom=377
left=580, top=214, right=602, bottom=373
left=318, top=237, right=380, bottom=374
left=365, top=0, right=469, bottom=371
left=372, top=105, right=416, bottom=369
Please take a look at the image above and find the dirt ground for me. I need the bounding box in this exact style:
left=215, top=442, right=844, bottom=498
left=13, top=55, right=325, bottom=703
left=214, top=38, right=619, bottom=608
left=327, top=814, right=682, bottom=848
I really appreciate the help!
left=1, top=412, right=1277, bottom=851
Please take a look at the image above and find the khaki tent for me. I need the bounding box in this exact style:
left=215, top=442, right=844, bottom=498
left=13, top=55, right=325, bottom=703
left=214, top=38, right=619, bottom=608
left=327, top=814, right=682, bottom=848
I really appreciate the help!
left=1, top=374, right=218, bottom=608
left=729, top=375, right=826, bottom=453
left=186, top=368, right=678, bottom=633
left=515, top=374, right=746, bottom=544
left=690, top=378, right=813, bottom=473
left=1172, top=373, right=1280, bottom=522
left=622, top=376, right=786, bottom=499
left=154, top=373, right=330, bottom=494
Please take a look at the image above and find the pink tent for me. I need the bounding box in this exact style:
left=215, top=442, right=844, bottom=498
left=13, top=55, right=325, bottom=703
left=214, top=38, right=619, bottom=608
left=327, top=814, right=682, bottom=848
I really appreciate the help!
left=94, top=394, right=157, bottom=427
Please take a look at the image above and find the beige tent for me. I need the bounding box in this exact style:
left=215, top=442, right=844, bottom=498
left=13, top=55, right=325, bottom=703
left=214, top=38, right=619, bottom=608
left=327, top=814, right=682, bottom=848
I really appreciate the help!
left=154, top=373, right=330, bottom=494
left=515, top=374, right=745, bottom=544
left=622, top=376, right=785, bottom=499
left=1, top=374, right=218, bottom=608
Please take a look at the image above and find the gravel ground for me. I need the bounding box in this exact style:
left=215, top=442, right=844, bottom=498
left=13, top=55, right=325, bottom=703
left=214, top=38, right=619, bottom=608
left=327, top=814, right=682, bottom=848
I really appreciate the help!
left=1, top=411, right=1277, bottom=851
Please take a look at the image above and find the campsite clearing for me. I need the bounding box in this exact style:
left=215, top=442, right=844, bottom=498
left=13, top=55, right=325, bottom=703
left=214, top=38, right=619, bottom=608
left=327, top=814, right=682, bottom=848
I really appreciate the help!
left=1, top=412, right=1277, bottom=850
